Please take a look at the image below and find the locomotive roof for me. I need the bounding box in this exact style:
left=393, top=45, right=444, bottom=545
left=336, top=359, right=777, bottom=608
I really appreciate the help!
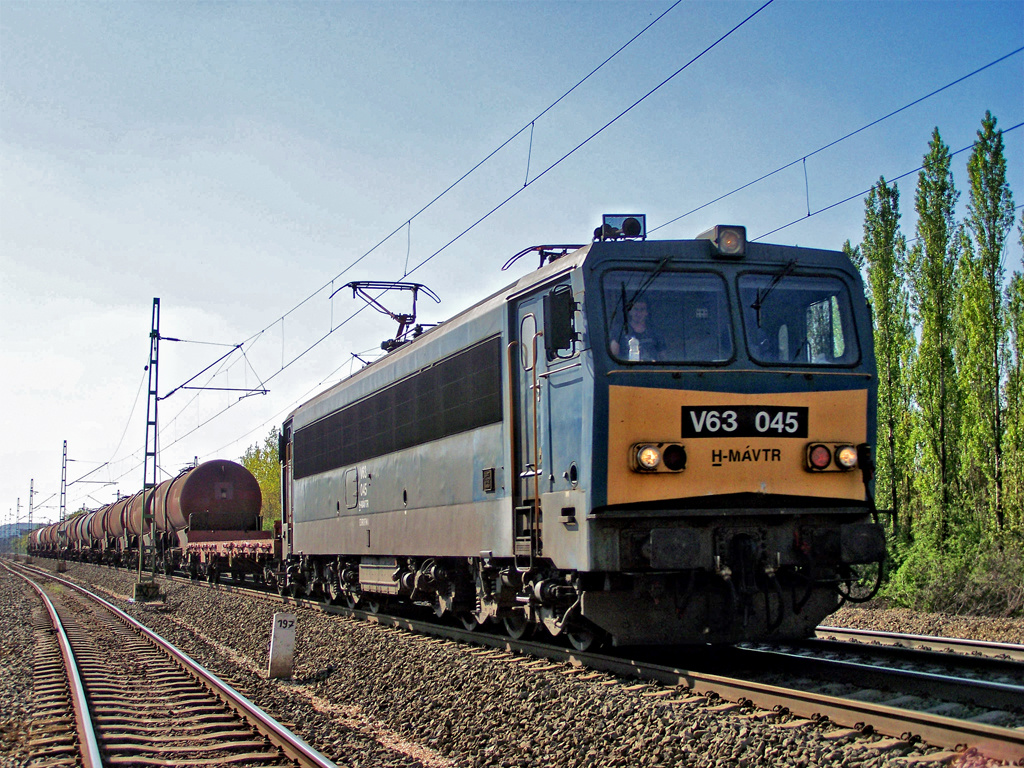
left=286, top=235, right=859, bottom=429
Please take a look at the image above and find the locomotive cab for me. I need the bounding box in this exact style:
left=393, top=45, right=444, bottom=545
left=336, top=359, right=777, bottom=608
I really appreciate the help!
left=557, top=225, right=884, bottom=644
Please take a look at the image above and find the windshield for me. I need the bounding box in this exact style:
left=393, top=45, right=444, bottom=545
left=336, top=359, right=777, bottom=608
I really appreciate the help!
left=738, top=273, right=859, bottom=366
left=603, top=270, right=733, bottom=363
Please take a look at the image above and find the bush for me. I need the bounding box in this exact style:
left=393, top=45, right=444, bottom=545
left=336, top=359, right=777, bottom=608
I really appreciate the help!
left=882, top=532, right=1024, bottom=617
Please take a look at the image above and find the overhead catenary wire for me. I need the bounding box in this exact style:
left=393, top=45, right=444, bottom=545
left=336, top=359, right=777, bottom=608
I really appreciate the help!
left=50, top=8, right=1018, bottom=511
left=234, top=0, right=687, bottom=352
left=146, top=0, right=776, bottom=460
left=754, top=121, right=1023, bottom=242
left=648, top=45, right=1024, bottom=236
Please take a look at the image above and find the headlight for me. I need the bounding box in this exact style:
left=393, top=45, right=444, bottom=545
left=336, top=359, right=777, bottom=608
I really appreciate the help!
left=637, top=445, right=662, bottom=470
left=630, top=443, right=687, bottom=473
left=835, top=445, right=858, bottom=470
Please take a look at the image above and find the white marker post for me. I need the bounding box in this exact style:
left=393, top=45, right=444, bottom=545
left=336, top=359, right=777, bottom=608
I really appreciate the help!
left=268, top=612, right=297, bottom=679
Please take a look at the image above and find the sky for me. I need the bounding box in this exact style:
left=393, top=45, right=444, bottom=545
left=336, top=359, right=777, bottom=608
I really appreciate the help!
left=2, top=0, right=1022, bottom=526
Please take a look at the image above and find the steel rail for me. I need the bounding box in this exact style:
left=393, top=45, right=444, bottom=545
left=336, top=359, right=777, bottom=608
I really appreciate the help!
left=9, top=562, right=338, bottom=768
left=792, top=635, right=1024, bottom=680
left=25, top=560, right=1024, bottom=764
left=817, top=625, right=1024, bottom=662
left=275, top=597, right=1024, bottom=764
left=728, top=644, right=1024, bottom=710
left=5, top=563, right=104, bottom=768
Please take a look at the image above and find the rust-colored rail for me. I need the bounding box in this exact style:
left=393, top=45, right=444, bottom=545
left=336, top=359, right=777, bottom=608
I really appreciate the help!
left=817, top=625, right=1024, bottom=662
left=8, top=561, right=337, bottom=768
left=23, top=558, right=1024, bottom=765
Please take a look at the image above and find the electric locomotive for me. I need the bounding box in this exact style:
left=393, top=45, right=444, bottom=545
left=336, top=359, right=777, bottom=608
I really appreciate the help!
left=280, top=216, right=884, bottom=649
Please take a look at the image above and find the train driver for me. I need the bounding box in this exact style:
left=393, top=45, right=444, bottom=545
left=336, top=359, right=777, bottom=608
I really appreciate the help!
left=610, top=299, right=664, bottom=362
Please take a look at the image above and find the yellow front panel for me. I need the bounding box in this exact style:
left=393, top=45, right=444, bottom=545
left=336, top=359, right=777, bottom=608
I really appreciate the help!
left=607, top=386, right=868, bottom=506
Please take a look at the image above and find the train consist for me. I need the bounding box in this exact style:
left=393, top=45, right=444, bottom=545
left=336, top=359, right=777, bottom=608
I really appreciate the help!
left=31, top=217, right=886, bottom=650
left=29, top=460, right=273, bottom=583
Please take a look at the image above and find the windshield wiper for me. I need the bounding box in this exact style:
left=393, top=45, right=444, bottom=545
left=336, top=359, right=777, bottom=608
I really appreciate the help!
left=750, top=259, right=797, bottom=327
left=627, top=252, right=674, bottom=310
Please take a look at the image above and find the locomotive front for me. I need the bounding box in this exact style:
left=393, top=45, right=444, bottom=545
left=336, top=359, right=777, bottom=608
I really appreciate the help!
left=563, top=223, right=884, bottom=644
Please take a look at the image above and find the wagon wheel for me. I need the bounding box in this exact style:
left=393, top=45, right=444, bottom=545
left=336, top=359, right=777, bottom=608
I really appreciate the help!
left=837, top=559, right=884, bottom=606
left=503, top=613, right=532, bottom=640
left=262, top=566, right=278, bottom=591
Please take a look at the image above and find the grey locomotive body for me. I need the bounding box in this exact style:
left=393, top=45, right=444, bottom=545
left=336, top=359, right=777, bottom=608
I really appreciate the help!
left=282, top=222, right=885, bottom=648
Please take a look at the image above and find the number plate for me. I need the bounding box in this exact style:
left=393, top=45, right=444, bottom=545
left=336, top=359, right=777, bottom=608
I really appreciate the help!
left=681, top=406, right=808, bottom=438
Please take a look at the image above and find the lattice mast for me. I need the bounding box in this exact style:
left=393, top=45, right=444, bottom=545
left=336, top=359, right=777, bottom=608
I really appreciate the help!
left=138, top=298, right=160, bottom=585
left=60, top=441, right=67, bottom=524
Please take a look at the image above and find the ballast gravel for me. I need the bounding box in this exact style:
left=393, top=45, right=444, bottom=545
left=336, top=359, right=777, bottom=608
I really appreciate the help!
left=3, top=559, right=1019, bottom=768
left=0, top=567, right=35, bottom=768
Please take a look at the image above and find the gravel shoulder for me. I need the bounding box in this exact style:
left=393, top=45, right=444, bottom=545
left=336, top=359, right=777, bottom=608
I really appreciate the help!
left=3, top=560, right=1017, bottom=768
left=828, top=602, right=1024, bottom=645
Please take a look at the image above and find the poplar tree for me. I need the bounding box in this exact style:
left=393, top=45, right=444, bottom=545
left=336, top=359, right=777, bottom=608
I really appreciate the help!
left=861, top=177, right=914, bottom=539
left=960, top=111, right=1016, bottom=531
left=908, top=129, right=961, bottom=542
left=1005, top=215, right=1024, bottom=531
left=842, top=239, right=863, bottom=271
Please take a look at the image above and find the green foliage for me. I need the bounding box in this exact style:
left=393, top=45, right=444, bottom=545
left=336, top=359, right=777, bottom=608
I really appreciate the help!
left=842, top=239, right=863, bottom=270
left=861, top=177, right=914, bottom=540
left=959, top=111, right=1016, bottom=532
left=883, top=532, right=1024, bottom=617
left=907, top=128, right=961, bottom=542
left=852, top=114, right=1023, bottom=615
left=1006, top=227, right=1024, bottom=530
left=240, top=427, right=282, bottom=530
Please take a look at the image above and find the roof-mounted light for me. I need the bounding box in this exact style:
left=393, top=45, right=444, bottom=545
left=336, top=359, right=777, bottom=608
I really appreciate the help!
left=595, top=214, right=646, bottom=242
left=697, top=225, right=746, bottom=258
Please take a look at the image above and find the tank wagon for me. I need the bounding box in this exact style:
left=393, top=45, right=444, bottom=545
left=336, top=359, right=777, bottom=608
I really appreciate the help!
left=277, top=218, right=885, bottom=649
left=30, top=460, right=271, bottom=581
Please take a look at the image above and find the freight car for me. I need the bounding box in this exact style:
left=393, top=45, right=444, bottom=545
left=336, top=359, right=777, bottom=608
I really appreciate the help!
left=278, top=217, right=886, bottom=649
left=30, top=460, right=273, bottom=582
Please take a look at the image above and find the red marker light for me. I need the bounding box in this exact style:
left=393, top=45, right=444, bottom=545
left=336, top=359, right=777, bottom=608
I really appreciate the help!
left=808, top=444, right=832, bottom=470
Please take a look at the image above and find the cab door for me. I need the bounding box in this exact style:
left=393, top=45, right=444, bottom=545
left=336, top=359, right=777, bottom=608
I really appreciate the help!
left=510, top=292, right=549, bottom=569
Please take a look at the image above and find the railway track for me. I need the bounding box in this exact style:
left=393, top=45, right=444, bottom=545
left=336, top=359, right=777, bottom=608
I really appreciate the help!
left=6, top=561, right=337, bottom=768
left=17, top=559, right=1024, bottom=765
left=816, top=624, right=1024, bottom=662
left=731, top=635, right=1024, bottom=708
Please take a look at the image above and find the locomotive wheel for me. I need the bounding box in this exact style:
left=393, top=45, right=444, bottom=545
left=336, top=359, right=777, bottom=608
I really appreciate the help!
left=364, top=597, right=384, bottom=615
left=458, top=613, right=480, bottom=632
left=565, top=624, right=596, bottom=653
left=343, top=592, right=360, bottom=610
left=324, top=564, right=342, bottom=604
left=326, top=578, right=343, bottom=605
left=503, top=614, right=532, bottom=640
